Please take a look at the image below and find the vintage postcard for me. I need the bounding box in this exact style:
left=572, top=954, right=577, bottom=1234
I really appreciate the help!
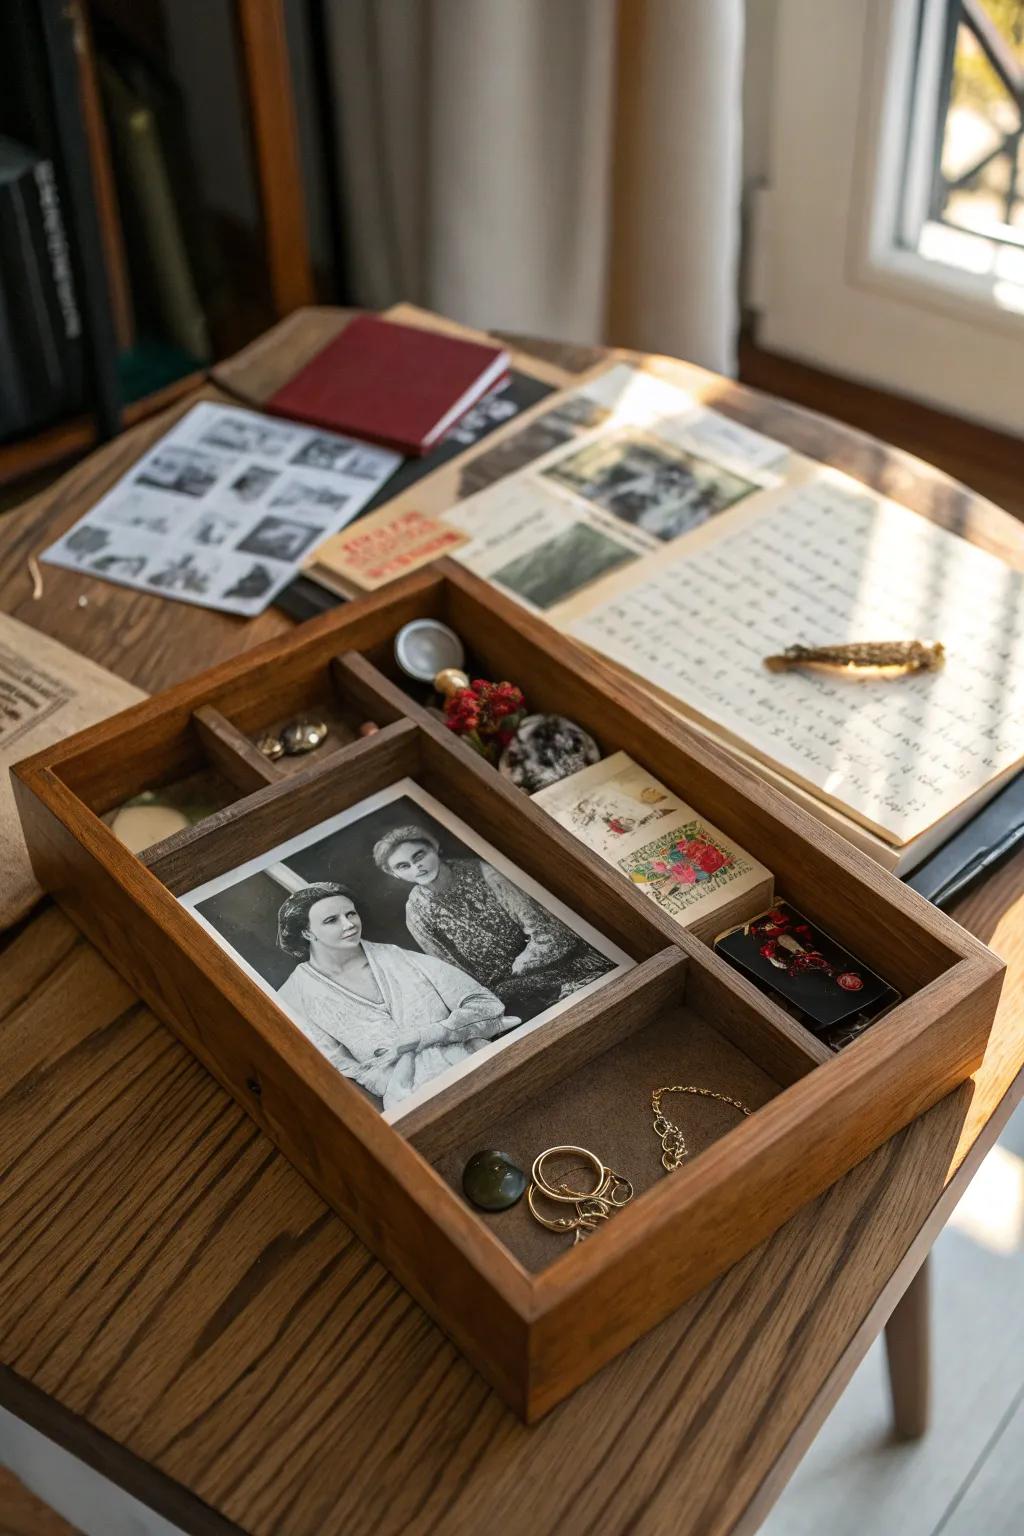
left=180, top=779, right=632, bottom=1122
left=534, top=752, right=772, bottom=930
left=531, top=751, right=685, bottom=857
left=612, top=814, right=771, bottom=927
left=311, top=504, right=469, bottom=591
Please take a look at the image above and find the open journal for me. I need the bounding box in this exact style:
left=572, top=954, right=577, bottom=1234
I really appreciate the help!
left=564, top=474, right=1024, bottom=847
left=444, top=365, right=1024, bottom=861
left=303, top=316, right=1024, bottom=870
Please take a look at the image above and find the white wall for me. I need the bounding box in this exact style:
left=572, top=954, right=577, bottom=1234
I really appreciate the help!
left=743, top=0, right=781, bottom=190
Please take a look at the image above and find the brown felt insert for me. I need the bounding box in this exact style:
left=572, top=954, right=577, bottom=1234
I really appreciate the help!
left=430, top=1003, right=782, bottom=1272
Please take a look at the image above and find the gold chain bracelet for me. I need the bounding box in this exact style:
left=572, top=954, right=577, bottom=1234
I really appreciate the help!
left=651, top=1085, right=753, bottom=1171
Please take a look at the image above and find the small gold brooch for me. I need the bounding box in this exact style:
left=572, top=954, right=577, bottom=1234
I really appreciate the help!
left=763, top=641, right=945, bottom=677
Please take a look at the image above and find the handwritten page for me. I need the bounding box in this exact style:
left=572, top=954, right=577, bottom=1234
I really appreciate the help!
left=568, top=475, right=1024, bottom=844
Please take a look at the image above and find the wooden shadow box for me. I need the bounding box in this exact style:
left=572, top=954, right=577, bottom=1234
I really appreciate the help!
left=12, top=561, right=1004, bottom=1421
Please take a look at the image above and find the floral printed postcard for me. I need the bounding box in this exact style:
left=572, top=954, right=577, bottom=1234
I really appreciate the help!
left=612, top=815, right=769, bottom=922
left=531, top=751, right=685, bottom=859
left=533, top=752, right=772, bottom=928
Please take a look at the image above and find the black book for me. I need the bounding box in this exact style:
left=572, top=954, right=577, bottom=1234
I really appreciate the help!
left=0, top=5, right=54, bottom=154
left=0, top=7, right=87, bottom=424
left=906, top=768, right=1024, bottom=908
left=0, top=138, right=65, bottom=436
left=0, top=261, right=32, bottom=435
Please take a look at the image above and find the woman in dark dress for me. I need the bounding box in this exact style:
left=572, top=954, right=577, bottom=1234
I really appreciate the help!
left=371, top=825, right=613, bottom=1019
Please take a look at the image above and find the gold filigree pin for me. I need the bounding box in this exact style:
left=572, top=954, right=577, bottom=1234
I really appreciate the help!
left=763, top=641, right=945, bottom=677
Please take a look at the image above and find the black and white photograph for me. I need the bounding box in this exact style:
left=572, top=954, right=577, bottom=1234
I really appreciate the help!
left=228, top=465, right=279, bottom=503
left=289, top=434, right=358, bottom=472
left=91, top=551, right=148, bottom=580
left=236, top=514, right=321, bottom=561
left=492, top=520, right=637, bottom=609
left=197, top=411, right=296, bottom=457
left=65, top=526, right=111, bottom=558
left=135, top=447, right=223, bottom=499
left=181, top=781, right=630, bottom=1120
left=103, top=495, right=176, bottom=536
left=544, top=429, right=760, bottom=540
left=222, top=562, right=277, bottom=601
left=190, top=511, right=240, bottom=547
left=459, top=394, right=610, bottom=498
left=445, top=386, right=518, bottom=446
left=269, top=478, right=350, bottom=515
left=147, top=552, right=217, bottom=595
left=343, top=447, right=399, bottom=480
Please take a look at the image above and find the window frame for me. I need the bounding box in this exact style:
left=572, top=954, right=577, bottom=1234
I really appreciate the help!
left=857, top=0, right=1024, bottom=333
left=755, top=0, right=1024, bottom=433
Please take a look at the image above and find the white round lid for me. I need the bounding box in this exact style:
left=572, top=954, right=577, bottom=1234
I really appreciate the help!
left=111, top=803, right=190, bottom=853
left=394, top=619, right=465, bottom=682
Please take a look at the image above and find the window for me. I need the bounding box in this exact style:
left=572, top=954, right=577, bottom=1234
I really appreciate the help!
left=753, top=0, right=1024, bottom=432
left=901, top=0, right=1024, bottom=305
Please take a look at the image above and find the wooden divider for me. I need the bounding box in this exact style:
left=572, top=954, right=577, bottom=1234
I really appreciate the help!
left=403, top=947, right=689, bottom=1159
left=193, top=705, right=284, bottom=793
left=145, top=719, right=421, bottom=894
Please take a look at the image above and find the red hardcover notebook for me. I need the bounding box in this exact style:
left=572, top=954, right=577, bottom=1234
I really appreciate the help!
left=266, top=315, right=510, bottom=456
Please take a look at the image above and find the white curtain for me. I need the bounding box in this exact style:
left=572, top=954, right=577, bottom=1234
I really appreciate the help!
left=326, top=0, right=744, bottom=375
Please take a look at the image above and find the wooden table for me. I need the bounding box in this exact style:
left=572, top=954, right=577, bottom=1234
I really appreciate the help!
left=2, top=311, right=1022, bottom=1536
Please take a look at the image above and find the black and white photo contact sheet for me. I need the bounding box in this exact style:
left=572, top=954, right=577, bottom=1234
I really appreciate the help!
left=42, top=402, right=401, bottom=615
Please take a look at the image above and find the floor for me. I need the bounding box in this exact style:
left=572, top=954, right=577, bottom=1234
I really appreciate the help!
left=763, top=1097, right=1024, bottom=1536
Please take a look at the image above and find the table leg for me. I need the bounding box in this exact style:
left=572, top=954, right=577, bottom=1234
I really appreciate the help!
left=884, top=1253, right=931, bottom=1438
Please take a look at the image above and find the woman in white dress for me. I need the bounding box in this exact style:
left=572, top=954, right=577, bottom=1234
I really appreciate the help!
left=275, top=882, right=511, bottom=1111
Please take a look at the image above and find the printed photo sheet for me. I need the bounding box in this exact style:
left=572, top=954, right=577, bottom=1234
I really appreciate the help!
left=567, top=473, right=1024, bottom=846
left=443, top=363, right=791, bottom=615
left=43, top=402, right=401, bottom=615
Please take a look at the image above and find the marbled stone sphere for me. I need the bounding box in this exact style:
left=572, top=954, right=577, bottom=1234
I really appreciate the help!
left=462, top=1149, right=527, bottom=1212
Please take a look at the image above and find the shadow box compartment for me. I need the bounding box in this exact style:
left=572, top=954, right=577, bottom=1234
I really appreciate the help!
left=13, top=561, right=1004, bottom=1422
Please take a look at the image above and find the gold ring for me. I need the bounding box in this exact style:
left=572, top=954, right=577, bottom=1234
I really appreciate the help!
left=526, top=1185, right=597, bottom=1233
left=532, top=1145, right=606, bottom=1204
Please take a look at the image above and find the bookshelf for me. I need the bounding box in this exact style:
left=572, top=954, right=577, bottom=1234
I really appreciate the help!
left=0, top=0, right=315, bottom=489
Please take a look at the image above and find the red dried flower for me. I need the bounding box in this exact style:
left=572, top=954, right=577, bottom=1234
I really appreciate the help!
left=443, top=678, right=525, bottom=763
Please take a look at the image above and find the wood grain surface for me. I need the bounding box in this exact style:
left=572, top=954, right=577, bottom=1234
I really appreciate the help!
left=1, top=312, right=1022, bottom=1533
